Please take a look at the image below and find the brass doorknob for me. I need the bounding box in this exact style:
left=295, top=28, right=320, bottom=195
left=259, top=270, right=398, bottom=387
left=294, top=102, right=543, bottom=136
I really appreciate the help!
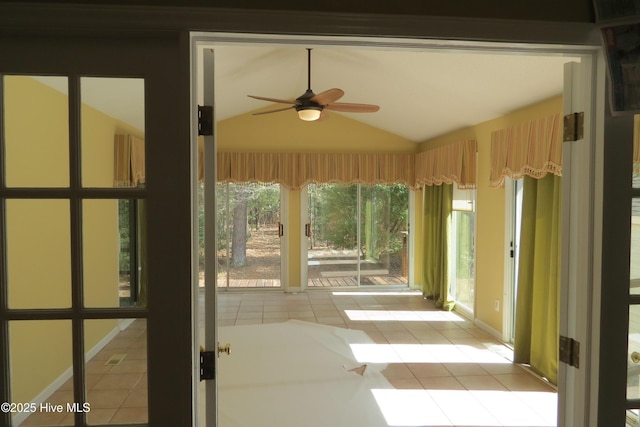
left=218, top=342, right=231, bottom=357
left=631, top=351, right=640, bottom=364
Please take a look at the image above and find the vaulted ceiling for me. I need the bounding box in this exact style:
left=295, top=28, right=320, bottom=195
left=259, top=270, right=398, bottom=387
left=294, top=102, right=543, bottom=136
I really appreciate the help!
left=33, top=43, right=578, bottom=143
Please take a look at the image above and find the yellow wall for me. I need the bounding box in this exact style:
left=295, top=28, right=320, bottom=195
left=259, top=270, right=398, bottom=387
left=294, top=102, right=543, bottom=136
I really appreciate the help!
left=217, top=107, right=417, bottom=153
left=418, top=95, right=563, bottom=333
left=4, top=76, right=134, bottom=403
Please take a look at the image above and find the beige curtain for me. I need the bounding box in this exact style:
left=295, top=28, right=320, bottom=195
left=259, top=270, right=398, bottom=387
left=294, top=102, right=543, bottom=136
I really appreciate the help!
left=490, top=113, right=562, bottom=187
left=114, top=134, right=145, bottom=187
left=414, top=139, right=477, bottom=189
left=213, top=143, right=475, bottom=190
left=215, top=152, right=415, bottom=189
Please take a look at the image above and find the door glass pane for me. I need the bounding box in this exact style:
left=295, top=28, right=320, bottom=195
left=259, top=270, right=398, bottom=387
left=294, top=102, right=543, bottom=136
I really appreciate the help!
left=80, top=77, right=145, bottom=188
left=216, top=183, right=281, bottom=288
left=85, top=319, right=148, bottom=425
left=451, top=210, right=476, bottom=311
left=629, top=305, right=640, bottom=399
left=359, top=184, right=409, bottom=286
left=632, top=197, right=640, bottom=295
left=10, top=320, right=73, bottom=427
left=215, top=183, right=228, bottom=287
left=307, top=184, right=358, bottom=287
left=3, top=75, right=69, bottom=187
left=83, top=199, right=146, bottom=308
left=6, top=199, right=71, bottom=308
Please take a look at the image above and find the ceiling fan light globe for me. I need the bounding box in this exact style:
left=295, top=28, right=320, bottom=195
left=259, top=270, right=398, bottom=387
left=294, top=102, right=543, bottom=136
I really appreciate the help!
left=297, top=107, right=322, bottom=121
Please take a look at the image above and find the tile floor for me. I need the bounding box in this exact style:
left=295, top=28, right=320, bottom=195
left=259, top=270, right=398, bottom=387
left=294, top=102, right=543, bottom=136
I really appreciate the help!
left=18, top=288, right=558, bottom=426
left=216, top=289, right=558, bottom=427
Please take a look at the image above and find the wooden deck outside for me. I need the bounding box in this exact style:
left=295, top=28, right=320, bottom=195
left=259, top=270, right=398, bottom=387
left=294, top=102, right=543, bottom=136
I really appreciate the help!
left=217, top=275, right=407, bottom=288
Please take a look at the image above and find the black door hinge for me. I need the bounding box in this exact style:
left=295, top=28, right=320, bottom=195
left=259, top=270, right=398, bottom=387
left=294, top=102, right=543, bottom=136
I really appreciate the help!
left=563, top=112, right=584, bottom=142
left=559, top=335, right=580, bottom=368
left=198, top=105, right=213, bottom=136
left=200, top=350, right=215, bottom=381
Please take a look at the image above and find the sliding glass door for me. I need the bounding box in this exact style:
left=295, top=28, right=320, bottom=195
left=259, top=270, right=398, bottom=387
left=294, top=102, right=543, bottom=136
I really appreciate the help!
left=306, top=183, right=408, bottom=288
left=216, top=182, right=282, bottom=289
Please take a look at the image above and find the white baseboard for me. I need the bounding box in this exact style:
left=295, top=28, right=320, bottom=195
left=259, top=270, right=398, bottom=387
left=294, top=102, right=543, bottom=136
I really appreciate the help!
left=473, top=318, right=503, bottom=341
left=12, top=323, right=124, bottom=425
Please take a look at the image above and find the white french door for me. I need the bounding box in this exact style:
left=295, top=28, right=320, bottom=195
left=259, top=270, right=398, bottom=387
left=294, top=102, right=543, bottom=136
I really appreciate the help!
left=0, top=35, right=193, bottom=426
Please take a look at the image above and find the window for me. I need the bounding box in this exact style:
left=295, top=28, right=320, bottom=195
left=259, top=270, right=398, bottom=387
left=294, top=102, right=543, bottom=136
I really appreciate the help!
left=450, top=185, right=476, bottom=314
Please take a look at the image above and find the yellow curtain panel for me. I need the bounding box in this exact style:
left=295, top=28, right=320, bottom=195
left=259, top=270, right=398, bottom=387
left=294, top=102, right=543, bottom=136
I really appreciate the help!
left=489, top=113, right=562, bottom=188
left=634, top=115, right=640, bottom=173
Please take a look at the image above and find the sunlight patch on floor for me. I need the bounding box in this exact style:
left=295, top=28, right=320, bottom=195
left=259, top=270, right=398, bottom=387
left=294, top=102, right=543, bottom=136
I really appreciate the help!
left=332, top=291, right=423, bottom=296
left=372, top=388, right=557, bottom=427
left=351, top=343, right=511, bottom=364
left=345, top=309, right=466, bottom=322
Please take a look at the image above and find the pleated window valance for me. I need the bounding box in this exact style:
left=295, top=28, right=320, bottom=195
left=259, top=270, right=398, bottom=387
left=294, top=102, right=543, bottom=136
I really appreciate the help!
left=414, top=139, right=477, bottom=189
left=215, top=152, right=416, bottom=190
left=489, top=113, right=562, bottom=188
left=114, top=134, right=145, bottom=187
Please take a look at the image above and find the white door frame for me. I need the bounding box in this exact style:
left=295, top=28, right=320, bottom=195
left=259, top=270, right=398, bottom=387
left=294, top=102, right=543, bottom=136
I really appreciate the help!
left=190, top=30, right=605, bottom=427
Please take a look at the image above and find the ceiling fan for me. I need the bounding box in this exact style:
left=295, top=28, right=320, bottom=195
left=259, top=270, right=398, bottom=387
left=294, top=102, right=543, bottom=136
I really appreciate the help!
left=247, top=48, right=380, bottom=122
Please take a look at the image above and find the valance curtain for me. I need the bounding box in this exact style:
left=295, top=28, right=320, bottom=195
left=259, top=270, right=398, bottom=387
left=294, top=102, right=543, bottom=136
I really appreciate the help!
left=489, top=113, right=562, bottom=187
left=214, top=152, right=415, bottom=190
left=212, top=139, right=476, bottom=190
left=114, top=134, right=145, bottom=187
left=415, top=139, right=477, bottom=189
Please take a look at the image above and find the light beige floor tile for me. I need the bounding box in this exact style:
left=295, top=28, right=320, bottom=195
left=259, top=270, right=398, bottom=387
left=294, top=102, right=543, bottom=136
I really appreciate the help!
left=85, top=408, right=117, bottom=425
left=418, top=375, right=466, bottom=390
left=108, top=359, right=147, bottom=374
left=92, top=373, right=143, bottom=390
left=111, top=407, right=148, bottom=424
left=494, top=373, right=555, bottom=391
left=86, top=389, right=128, bottom=409
left=382, top=363, right=415, bottom=379
left=407, top=362, right=451, bottom=377
left=456, top=374, right=509, bottom=391
left=442, top=363, right=489, bottom=377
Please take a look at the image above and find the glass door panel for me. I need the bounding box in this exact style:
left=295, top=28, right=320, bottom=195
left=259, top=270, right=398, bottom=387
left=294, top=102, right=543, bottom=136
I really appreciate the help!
left=307, top=184, right=358, bottom=287
left=3, top=75, right=70, bottom=188
left=84, top=318, right=148, bottom=425
left=450, top=210, right=475, bottom=310
left=632, top=185, right=640, bottom=295
left=9, top=320, right=73, bottom=427
left=359, top=184, right=408, bottom=286
left=216, top=183, right=281, bottom=288
left=6, top=199, right=71, bottom=309
left=81, top=77, right=145, bottom=189
left=83, top=199, right=146, bottom=308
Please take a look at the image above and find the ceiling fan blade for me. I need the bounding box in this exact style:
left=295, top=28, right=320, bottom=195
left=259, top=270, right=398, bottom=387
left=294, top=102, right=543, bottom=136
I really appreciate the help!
left=252, top=105, right=296, bottom=115
left=325, top=102, right=380, bottom=113
left=318, top=110, right=330, bottom=121
left=311, top=88, right=344, bottom=105
left=248, top=95, right=297, bottom=105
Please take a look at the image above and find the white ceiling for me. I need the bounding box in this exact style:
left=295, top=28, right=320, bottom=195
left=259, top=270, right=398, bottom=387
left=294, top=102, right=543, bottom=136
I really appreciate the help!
left=34, top=44, right=578, bottom=143
left=211, top=44, right=578, bottom=142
